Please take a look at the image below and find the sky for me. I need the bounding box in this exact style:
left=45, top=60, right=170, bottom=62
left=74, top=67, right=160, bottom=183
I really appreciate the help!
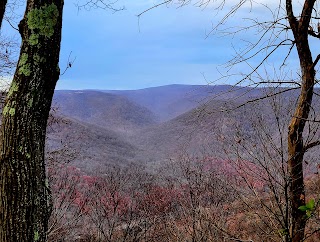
left=2, top=0, right=315, bottom=90
left=58, top=1, right=231, bottom=90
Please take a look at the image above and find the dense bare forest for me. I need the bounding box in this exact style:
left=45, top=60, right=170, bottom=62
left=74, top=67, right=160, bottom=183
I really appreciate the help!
left=43, top=86, right=320, bottom=241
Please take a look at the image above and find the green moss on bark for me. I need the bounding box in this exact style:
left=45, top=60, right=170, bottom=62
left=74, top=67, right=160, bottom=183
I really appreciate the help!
left=18, top=53, right=31, bottom=76
left=18, top=63, right=31, bottom=76
left=29, top=34, right=39, bottom=46
left=7, top=81, right=19, bottom=97
left=27, top=3, right=59, bottom=38
left=33, top=230, right=39, bottom=241
left=2, top=106, right=16, bottom=116
left=33, top=54, right=45, bottom=63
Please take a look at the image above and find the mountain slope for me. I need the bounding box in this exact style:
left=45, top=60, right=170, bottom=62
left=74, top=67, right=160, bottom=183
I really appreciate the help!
left=47, top=85, right=315, bottom=172
left=129, top=100, right=250, bottom=164
left=104, top=84, right=265, bottom=121
left=46, top=115, right=140, bottom=173
left=53, top=90, right=157, bottom=132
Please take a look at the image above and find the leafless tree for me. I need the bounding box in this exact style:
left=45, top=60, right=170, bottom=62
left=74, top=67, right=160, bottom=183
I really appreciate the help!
left=217, top=89, right=320, bottom=241
left=141, top=1, right=320, bottom=240
left=162, top=152, right=239, bottom=242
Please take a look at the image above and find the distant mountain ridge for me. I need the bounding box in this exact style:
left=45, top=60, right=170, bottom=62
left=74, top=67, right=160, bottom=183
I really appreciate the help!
left=48, top=84, right=309, bottom=173
left=102, top=84, right=261, bottom=121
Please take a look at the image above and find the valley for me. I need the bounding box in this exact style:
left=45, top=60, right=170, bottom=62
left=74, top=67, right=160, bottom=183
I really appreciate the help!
left=45, top=84, right=320, bottom=241
left=47, top=84, right=312, bottom=173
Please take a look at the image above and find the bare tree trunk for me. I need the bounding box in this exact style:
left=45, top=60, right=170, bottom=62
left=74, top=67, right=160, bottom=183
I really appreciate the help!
left=286, top=1, right=316, bottom=241
left=287, top=67, right=313, bottom=242
left=0, top=0, right=64, bottom=241
left=0, top=0, right=7, bottom=29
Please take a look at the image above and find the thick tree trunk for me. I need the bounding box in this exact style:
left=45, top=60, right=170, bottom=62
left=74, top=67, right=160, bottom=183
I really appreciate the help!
left=286, top=1, right=316, bottom=241
left=0, top=0, right=63, bottom=241
left=0, top=0, right=7, bottom=29
left=287, top=65, right=313, bottom=242
left=287, top=24, right=314, bottom=242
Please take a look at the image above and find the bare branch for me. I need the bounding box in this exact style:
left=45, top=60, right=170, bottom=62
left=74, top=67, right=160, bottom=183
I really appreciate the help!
left=299, top=0, right=317, bottom=32
left=60, top=52, right=76, bottom=76
left=76, top=0, right=125, bottom=12
left=137, top=0, right=172, bottom=18
left=303, top=140, right=320, bottom=152
left=311, top=54, right=320, bottom=70
left=224, top=87, right=300, bottom=112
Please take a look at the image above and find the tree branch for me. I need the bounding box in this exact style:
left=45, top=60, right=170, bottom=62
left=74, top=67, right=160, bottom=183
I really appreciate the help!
left=286, top=0, right=297, bottom=29
left=311, top=54, right=320, bottom=70
left=303, top=140, right=320, bottom=152
left=137, top=0, right=171, bottom=17
left=299, top=0, right=316, bottom=31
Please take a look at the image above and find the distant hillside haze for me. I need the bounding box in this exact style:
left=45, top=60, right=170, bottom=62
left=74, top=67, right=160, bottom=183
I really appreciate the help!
left=103, top=84, right=261, bottom=121
left=46, top=115, right=139, bottom=172
left=53, top=90, right=157, bottom=132
left=48, top=84, right=308, bottom=173
left=53, top=85, right=264, bottom=125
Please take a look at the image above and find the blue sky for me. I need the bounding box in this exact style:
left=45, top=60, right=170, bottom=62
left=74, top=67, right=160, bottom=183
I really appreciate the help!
left=3, top=0, right=313, bottom=90
left=58, top=1, right=229, bottom=90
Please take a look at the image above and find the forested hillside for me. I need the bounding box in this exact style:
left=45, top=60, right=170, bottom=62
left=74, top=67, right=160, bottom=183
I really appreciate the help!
left=45, top=85, right=320, bottom=241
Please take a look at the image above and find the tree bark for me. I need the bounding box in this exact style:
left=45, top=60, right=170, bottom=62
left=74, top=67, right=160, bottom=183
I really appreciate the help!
left=287, top=61, right=313, bottom=242
left=286, top=0, right=316, bottom=241
left=0, top=0, right=64, bottom=241
left=0, top=0, right=7, bottom=29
